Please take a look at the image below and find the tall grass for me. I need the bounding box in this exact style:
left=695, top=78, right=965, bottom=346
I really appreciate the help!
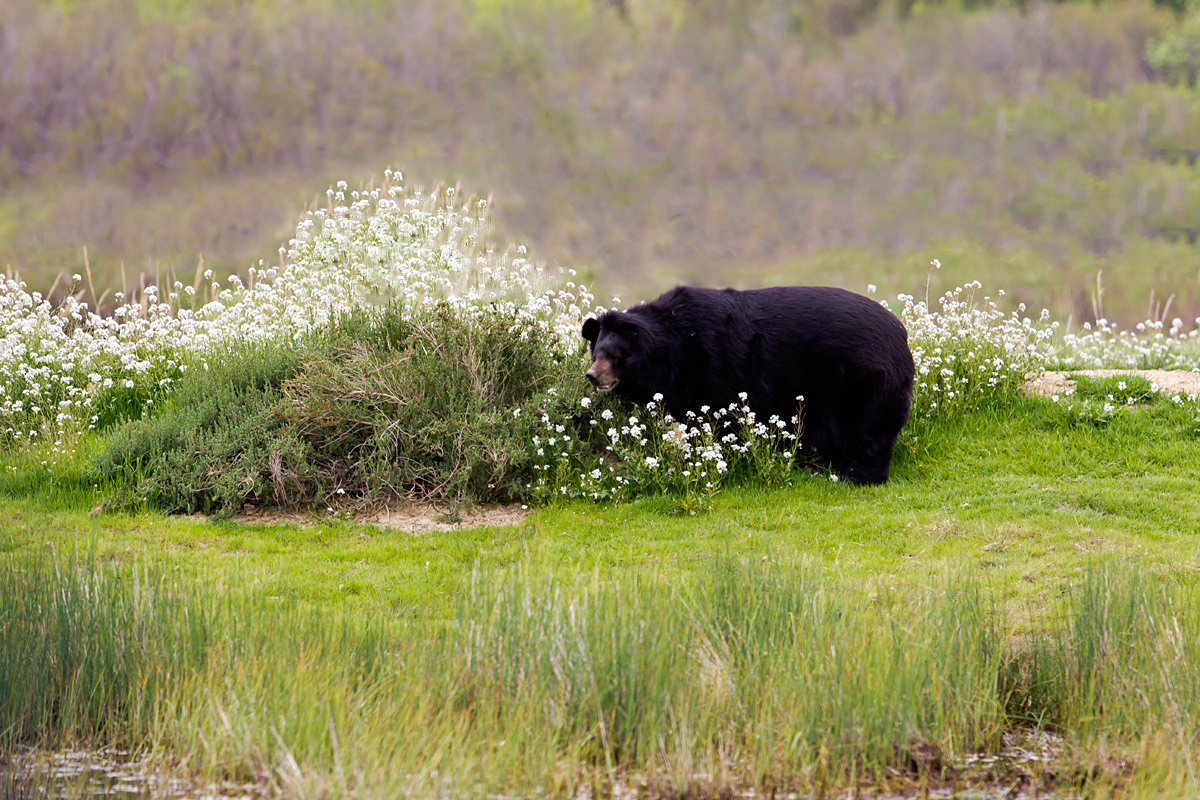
left=0, top=552, right=1003, bottom=795
left=1007, top=565, right=1200, bottom=745
left=5, top=551, right=1198, bottom=797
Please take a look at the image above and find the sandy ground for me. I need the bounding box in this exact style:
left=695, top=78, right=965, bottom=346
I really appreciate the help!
left=1027, top=368, right=1200, bottom=397
left=231, top=501, right=529, bottom=533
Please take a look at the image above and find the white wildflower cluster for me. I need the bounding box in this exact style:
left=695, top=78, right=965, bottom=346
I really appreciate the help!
left=898, top=282, right=1058, bottom=417
left=0, top=172, right=592, bottom=446
left=1046, top=373, right=1198, bottom=429
left=0, top=277, right=185, bottom=447
left=1052, top=317, right=1200, bottom=370
left=526, top=392, right=802, bottom=511
left=1171, top=392, right=1200, bottom=434
left=223, top=173, right=593, bottom=352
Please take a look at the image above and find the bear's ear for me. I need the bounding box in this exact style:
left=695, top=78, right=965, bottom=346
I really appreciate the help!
left=604, top=312, right=642, bottom=339
left=581, top=317, right=600, bottom=344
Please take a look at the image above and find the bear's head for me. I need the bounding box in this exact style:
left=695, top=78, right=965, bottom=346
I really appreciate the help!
left=581, top=312, right=649, bottom=396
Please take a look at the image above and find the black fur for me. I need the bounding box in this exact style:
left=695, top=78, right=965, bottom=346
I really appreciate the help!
left=581, top=285, right=915, bottom=485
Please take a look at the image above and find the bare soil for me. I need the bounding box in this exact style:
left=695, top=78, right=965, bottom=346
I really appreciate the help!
left=232, top=501, right=528, bottom=533
left=1027, top=368, right=1200, bottom=397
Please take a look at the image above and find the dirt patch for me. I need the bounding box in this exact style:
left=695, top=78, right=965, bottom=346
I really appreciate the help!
left=1027, top=369, right=1200, bottom=397
left=230, top=501, right=529, bottom=533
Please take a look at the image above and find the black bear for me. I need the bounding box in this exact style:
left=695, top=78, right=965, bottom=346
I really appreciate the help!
left=581, top=285, right=915, bottom=485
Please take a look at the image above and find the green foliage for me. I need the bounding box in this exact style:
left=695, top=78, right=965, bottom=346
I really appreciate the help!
left=282, top=304, right=574, bottom=504
left=1037, top=373, right=1198, bottom=430
left=1004, top=561, right=1200, bottom=745
left=1148, top=8, right=1200, bottom=87
left=92, top=341, right=313, bottom=515
left=1068, top=373, right=1158, bottom=404
left=0, top=550, right=1004, bottom=791
left=6, top=0, right=1200, bottom=329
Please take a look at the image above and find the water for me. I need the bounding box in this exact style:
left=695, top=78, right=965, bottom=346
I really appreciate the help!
left=3, top=733, right=1068, bottom=800
left=2, top=749, right=257, bottom=800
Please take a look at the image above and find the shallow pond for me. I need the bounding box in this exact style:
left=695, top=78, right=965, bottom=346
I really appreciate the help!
left=2, top=749, right=256, bottom=800
left=4, top=732, right=1068, bottom=800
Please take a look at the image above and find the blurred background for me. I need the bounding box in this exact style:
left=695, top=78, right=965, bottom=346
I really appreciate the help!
left=1, top=0, right=1198, bottom=325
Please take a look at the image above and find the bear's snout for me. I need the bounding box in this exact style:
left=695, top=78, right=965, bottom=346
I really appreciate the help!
left=585, top=358, right=619, bottom=391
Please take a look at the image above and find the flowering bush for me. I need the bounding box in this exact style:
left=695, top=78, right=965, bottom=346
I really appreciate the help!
left=896, top=281, right=1058, bottom=419
left=526, top=391, right=804, bottom=512
left=220, top=173, right=591, bottom=353
left=1052, top=317, right=1200, bottom=371
left=9, top=177, right=1200, bottom=510
left=0, top=172, right=591, bottom=448
left=897, top=277, right=1200, bottom=422
left=0, top=277, right=186, bottom=449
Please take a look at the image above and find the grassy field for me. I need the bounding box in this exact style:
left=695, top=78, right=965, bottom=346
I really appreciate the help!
left=5, top=396, right=1200, bottom=619
left=5, top=390, right=1200, bottom=798
left=5, top=2, right=1200, bottom=792
left=4, top=163, right=1200, bottom=797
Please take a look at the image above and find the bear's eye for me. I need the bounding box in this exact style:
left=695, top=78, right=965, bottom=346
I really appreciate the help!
left=596, top=342, right=624, bottom=362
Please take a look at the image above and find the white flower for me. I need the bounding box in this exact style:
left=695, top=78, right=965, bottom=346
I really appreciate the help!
left=580, top=397, right=591, bottom=408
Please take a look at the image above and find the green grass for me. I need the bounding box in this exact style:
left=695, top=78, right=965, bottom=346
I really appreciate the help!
left=6, top=395, right=1200, bottom=617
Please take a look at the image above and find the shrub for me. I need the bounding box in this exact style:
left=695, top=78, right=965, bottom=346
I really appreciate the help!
left=92, top=341, right=314, bottom=515
left=1, top=173, right=591, bottom=446
left=281, top=304, right=578, bottom=504
left=896, top=276, right=1058, bottom=419
left=1148, top=8, right=1200, bottom=87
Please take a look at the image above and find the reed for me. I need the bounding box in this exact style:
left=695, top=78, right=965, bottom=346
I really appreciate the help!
left=9, top=549, right=1192, bottom=797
